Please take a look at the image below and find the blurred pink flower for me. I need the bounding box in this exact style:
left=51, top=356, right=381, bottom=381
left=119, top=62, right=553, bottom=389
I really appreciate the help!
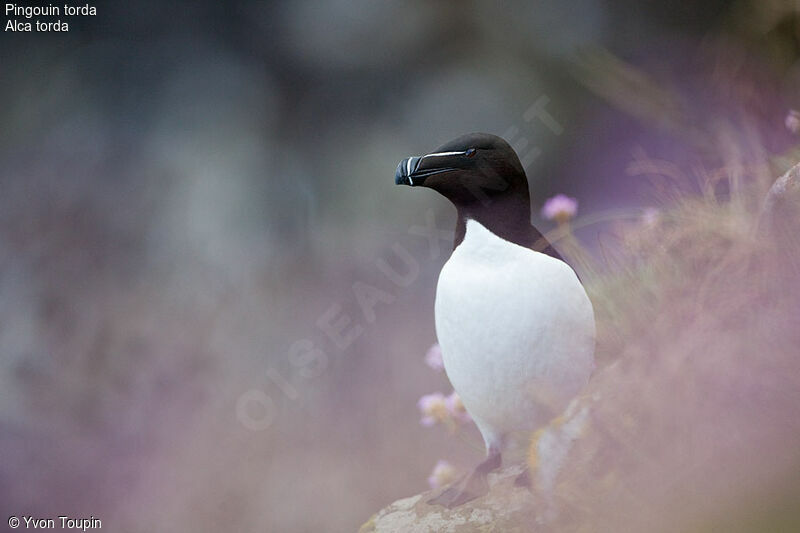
left=427, top=460, right=458, bottom=489
left=642, top=207, right=660, bottom=226
left=542, top=194, right=578, bottom=224
left=424, top=343, right=444, bottom=372
left=445, top=391, right=472, bottom=424
left=785, top=109, right=800, bottom=134
left=417, top=392, right=448, bottom=427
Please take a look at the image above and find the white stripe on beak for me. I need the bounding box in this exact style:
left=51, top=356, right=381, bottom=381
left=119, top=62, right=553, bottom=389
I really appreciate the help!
left=422, top=150, right=467, bottom=159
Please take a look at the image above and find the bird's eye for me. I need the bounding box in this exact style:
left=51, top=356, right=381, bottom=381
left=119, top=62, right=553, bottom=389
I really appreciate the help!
left=465, top=148, right=477, bottom=158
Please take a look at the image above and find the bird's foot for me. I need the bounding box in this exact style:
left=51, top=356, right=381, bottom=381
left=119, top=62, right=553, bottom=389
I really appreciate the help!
left=427, top=448, right=501, bottom=508
left=426, top=471, right=489, bottom=508
left=513, top=466, right=532, bottom=489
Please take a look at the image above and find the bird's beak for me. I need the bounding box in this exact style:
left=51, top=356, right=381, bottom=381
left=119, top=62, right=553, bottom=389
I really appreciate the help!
left=395, top=153, right=459, bottom=186
left=395, top=156, right=423, bottom=186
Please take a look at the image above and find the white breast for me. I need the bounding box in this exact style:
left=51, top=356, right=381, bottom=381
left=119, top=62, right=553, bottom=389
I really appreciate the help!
left=435, top=219, right=595, bottom=449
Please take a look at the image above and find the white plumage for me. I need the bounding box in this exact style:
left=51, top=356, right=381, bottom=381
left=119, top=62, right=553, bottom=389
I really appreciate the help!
left=435, top=219, right=595, bottom=451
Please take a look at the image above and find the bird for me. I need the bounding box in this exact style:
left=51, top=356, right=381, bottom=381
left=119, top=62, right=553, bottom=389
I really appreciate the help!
left=395, top=133, right=595, bottom=508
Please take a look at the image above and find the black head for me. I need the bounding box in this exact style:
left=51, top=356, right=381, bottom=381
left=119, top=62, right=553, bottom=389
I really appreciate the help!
left=394, top=133, right=563, bottom=260
left=395, top=133, right=529, bottom=208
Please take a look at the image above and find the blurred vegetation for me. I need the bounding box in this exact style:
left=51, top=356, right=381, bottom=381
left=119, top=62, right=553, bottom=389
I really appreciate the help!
left=523, top=150, right=800, bottom=532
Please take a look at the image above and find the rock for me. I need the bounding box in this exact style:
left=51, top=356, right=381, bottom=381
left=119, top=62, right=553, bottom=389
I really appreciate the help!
left=358, top=464, right=537, bottom=533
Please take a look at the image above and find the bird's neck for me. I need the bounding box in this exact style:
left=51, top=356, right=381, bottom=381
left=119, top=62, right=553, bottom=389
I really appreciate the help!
left=454, top=195, right=534, bottom=248
left=453, top=195, right=562, bottom=260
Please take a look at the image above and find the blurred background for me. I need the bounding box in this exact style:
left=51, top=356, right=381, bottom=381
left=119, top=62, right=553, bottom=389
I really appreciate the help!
left=1, top=1, right=799, bottom=531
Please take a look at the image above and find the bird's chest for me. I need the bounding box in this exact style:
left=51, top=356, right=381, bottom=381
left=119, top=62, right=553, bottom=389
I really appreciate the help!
left=434, top=252, right=539, bottom=366
left=430, top=220, right=595, bottom=433
left=433, top=247, right=548, bottom=429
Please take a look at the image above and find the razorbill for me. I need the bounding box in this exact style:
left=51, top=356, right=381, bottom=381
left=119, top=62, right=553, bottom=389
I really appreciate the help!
left=395, top=133, right=595, bottom=507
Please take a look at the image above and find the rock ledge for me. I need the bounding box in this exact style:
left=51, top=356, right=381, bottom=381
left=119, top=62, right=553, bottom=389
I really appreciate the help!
left=359, top=464, right=535, bottom=533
